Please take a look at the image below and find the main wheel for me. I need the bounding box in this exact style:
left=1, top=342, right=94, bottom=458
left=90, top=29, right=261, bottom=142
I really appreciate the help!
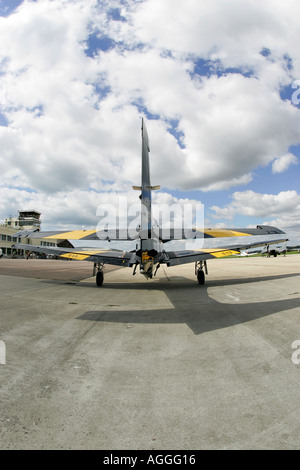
left=197, top=269, right=205, bottom=285
left=96, top=270, right=104, bottom=287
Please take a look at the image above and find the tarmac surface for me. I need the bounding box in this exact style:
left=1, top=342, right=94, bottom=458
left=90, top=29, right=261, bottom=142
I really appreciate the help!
left=0, top=255, right=300, bottom=449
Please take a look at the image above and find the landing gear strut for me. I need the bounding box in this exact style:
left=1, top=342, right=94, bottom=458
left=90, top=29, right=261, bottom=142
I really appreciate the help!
left=94, top=262, right=104, bottom=287
left=195, top=260, right=207, bottom=285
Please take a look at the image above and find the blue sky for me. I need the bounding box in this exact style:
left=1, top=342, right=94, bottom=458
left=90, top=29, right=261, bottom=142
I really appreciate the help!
left=0, top=0, right=24, bottom=16
left=0, top=0, right=300, bottom=245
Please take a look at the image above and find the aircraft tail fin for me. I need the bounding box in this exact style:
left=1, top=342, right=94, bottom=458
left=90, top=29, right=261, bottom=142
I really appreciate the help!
left=138, top=119, right=160, bottom=237
left=141, top=118, right=151, bottom=190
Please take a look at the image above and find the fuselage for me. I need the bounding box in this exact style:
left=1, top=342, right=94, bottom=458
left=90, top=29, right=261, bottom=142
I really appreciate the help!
left=138, top=119, right=162, bottom=278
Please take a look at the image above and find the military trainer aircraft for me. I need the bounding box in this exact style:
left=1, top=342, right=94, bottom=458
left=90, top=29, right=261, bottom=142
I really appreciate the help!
left=14, top=119, right=288, bottom=286
left=240, top=241, right=287, bottom=257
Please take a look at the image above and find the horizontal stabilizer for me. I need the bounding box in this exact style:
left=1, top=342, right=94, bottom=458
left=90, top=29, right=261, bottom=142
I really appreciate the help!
left=132, top=185, right=160, bottom=191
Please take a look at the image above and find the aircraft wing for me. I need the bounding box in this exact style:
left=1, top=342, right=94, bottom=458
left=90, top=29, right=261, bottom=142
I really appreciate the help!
left=14, top=229, right=140, bottom=241
left=165, top=238, right=288, bottom=266
left=156, top=225, right=286, bottom=242
left=15, top=224, right=285, bottom=242
left=13, top=244, right=133, bottom=267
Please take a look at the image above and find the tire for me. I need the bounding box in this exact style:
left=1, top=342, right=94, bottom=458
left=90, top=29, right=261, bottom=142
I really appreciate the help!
left=96, top=270, right=104, bottom=287
left=197, top=269, right=205, bottom=285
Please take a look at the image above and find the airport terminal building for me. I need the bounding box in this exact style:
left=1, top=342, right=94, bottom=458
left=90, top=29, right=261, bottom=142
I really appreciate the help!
left=0, top=210, right=57, bottom=257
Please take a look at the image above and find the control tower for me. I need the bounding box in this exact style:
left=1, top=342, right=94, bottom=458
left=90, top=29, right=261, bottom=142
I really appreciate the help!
left=4, top=210, right=41, bottom=231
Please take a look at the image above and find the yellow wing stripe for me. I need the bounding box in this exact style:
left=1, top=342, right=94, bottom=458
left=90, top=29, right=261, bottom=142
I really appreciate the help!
left=45, top=230, right=97, bottom=240
left=44, top=228, right=252, bottom=240
left=59, top=250, right=108, bottom=261
left=60, top=253, right=91, bottom=261
left=187, top=248, right=240, bottom=258
left=210, top=249, right=240, bottom=258
left=198, top=229, right=251, bottom=238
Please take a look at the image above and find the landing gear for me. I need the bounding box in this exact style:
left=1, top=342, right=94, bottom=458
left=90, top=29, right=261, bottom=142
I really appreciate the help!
left=195, top=260, right=207, bottom=285
left=94, top=262, right=104, bottom=287
left=197, top=269, right=205, bottom=285
left=96, top=270, right=104, bottom=286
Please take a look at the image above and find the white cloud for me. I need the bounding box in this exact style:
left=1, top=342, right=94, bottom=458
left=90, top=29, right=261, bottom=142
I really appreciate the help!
left=0, top=183, right=204, bottom=233
left=131, top=0, right=300, bottom=75
left=210, top=190, right=300, bottom=230
left=93, top=49, right=300, bottom=191
left=272, top=153, right=298, bottom=173
left=0, top=0, right=300, bottom=234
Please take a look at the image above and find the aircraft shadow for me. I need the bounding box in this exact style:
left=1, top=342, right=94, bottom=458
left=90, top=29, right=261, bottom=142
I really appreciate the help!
left=72, top=271, right=299, bottom=290
left=76, top=272, right=300, bottom=335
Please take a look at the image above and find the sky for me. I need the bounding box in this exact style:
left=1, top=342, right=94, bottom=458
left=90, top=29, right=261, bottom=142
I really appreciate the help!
left=0, top=0, right=300, bottom=246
